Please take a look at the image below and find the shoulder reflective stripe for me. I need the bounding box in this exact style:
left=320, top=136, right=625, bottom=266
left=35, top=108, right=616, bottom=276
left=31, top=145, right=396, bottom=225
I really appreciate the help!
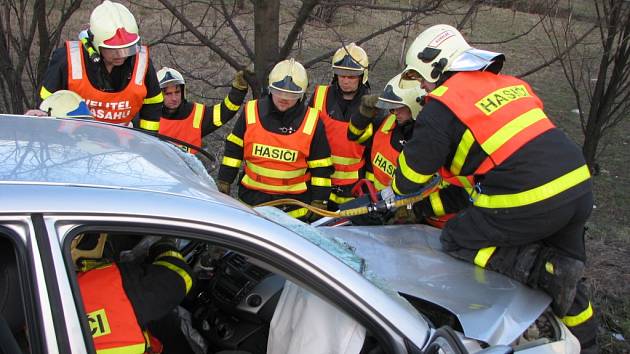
left=481, top=108, right=547, bottom=155
left=473, top=164, right=591, bottom=208
left=314, top=86, right=328, bottom=111
left=224, top=96, right=240, bottom=111
left=431, top=85, right=448, bottom=97
left=311, top=177, right=332, bottom=187
left=246, top=161, right=307, bottom=178
left=143, top=92, right=164, bottom=104
left=226, top=133, right=244, bottom=147
left=331, top=170, right=359, bottom=180
left=139, top=119, right=160, bottom=131
left=450, top=129, right=475, bottom=175
left=245, top=100, right=257, bottom=125
left=222, top=156, right=242, bottom=168
left=356, top=123, right=373, bottom=144
left=307, top=157, right=333, bottom=168
left=134, top=46, right=148, bottom=85
left=156, top=250, right=185, bottom=262
left=329, top=192, right=354, bottom=204
left=348, top=121, right=366, bottom=136
left=391, top=178, right=403, bottom=195
left=287, top=207, right=309, bottom=218
left=154, top=260, right=192, bottom=294
left=40, top=86, right=53, bottom=100
left=398, top=152, right=433, bottom=184
left=241, top=175, right=307, bottom=192
left=366, top=171, right=375, bottom=181
left=303, top=108, right=318, bottom=135
left=194, top=103, right=205, bottom=129
left=429, top=191, right=446, bottom=216
left=332, top=155, right=362, bottom=165
left=562, top=302, right=594, bottom=327
left=213, top=103, right=222, bottom=127
left=96, top=343, right=146, bottom=354
left=381, top=114, right=397, bottom=132
left=68, top=41, right=83, bottom=80
left=474, top=246, right=496, bottom=268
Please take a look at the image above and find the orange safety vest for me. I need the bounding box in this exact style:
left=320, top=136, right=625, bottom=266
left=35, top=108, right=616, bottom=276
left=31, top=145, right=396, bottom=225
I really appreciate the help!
left=242, top=100, right=319, bottom=194
left=66, top=40, right=148, bottom=125
left=427, top=71, right=555, bottom=189
left=312, top=85, right=365, bottom=186
left=78, top=263, right=147, bottom=354
left=159, top=103, right=205, bottom=153
left=367, top=114, right=399, bottom=191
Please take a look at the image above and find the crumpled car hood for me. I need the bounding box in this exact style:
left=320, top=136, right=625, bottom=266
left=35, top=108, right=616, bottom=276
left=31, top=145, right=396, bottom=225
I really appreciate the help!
left=321, top=224, right=551, bottom=346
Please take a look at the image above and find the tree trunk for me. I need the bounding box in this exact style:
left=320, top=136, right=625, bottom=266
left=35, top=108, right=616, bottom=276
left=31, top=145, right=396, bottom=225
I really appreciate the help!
left=253, top=0, right=279, bottom=97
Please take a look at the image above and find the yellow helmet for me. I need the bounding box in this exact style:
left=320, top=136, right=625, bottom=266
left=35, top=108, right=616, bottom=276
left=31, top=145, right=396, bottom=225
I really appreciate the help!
left=39, top=90, right=93, bottom=119
left=332, top=43, right=369, bottom=84
left=268, top=58, right=308, bottom=100
left=90, top=0, right=140, bottom=56
left=71, top=233, right=108, bottom=265
left=376, top=74, right=425, bottom=120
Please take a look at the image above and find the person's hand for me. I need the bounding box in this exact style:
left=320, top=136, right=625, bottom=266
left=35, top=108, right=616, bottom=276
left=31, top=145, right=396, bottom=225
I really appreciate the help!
left=379, top=186, right=396, bottom=203
left=359, top=94, right=380, bottom=119
left=24, top=109, right=48, bottom=117
left=388, top=205, right=417, bottom=224
left=306, top=200, right=328, bottom=223
left=232, top=70, right=252, bottom=91
left=217, top=180, right=231, bottom=195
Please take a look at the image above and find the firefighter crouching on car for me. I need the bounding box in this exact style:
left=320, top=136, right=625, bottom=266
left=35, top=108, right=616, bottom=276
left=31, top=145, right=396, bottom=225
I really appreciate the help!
left=157, top=67, right=250, bottom=153
left=386, top=24, right=597, bottom=353
left=348, top=74, right=469, bottom=225
left=72, top=234, right=193, bottom=353
left=39, top=0, right=163, bottom=133
left=310, top=43, right=371, bottom=210
left=217, top=59, right=333, bottom=222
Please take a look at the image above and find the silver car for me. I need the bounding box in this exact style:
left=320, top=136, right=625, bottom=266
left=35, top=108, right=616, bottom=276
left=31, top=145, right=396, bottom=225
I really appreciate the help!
left=0, top=115, right=579, bottom=354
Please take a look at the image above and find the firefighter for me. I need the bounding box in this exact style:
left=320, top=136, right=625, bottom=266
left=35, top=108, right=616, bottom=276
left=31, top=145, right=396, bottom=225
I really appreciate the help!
left=24, top=90, right=93, bottom=119
left=310, top=43, right=371, bottom=210
left=387, top=24, right=596, bottom=353
left=72, top=233, right=193, bottom=353
left=39, top=0, right=163, bottom=133
left=217, top=59, right=333, bottom=221
left=157, top=67, right=250, bottom=153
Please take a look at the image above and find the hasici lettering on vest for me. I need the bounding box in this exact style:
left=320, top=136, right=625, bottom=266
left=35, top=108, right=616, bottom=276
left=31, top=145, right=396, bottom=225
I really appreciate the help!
left=475, top=85, right=531, bottom=115
left=85, top=99, right=133, bottom=121
left=374, top=152, right=396, bottom=177
left=87, top=308, right=112, bottom=338
left=252, top=143, right=298, bottom=163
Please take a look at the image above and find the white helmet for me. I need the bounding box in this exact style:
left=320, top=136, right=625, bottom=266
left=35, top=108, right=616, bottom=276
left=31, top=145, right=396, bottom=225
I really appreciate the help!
left=402, top=24, right=503, bottom=84
left=40, top=90, right=93, bottom=119
left=90, top=1, right=140, bottom=56
left=157, top=67, right=186, bottom=87
left=376, top=74, right=425, bottom=120
left=268, top=58, right=308, bottom=100
left=332, top=43, right=369, bottom=84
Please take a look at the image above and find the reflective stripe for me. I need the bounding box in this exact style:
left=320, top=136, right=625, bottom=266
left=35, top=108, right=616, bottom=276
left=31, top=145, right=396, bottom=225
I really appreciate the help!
left=224, top=96, right=240, bottom=111
left=307, top=157, right=333, bottom=168
left=311, top=177, right=332, bottom=187
left=450, top=129, right=475, bottom=175
left=348, top=121, right=365, bottom=136
left=213, top=103, right=222, bottom=127
left=365, top=171, right=375, bottom=181
left=96, top=343, right=146, bottom=354
left=40, top=86, right=54, bottom=100
left=356, top=123, right=373, bottom=144
left=68, top=41, right=83, bottom=80
left=562, top=302, right=594, bottom=327
left=287, top=207, right=309, bottom=218
left=330, top=192, right=353, bottom=204
left=429, top=191, right=446, bottom=216
left=242, top=175, right=307, bottom=192
left=156, top=251, right=185, bottom=262
left=314, top=86, right=327, bottom=111
left=139, top=119, right=159, bottom=131
left=398, top=152, right=433, bottom=184
left=134, top=46, right=148, bottom=85
left=143, top=92, right=163, bottom=104
left=154, top=260, right=192, bottom=294
left=331, top=170, right=359, bottom=180
left=222, top=156, right=242, bottom=168
left=431, top=85, right=448, bottom=97
left=481, top=108, right=547, bottom=155
left=193, top=103, right=204, bottom=129
left=474, top=246, right=496, bottom=268
left=246, top=161, right=307, bottom=178
left=302, top=108, right=318, bottom=135
left=391, top=178, right=403, bottom=195
left=370, top=176, right=388, bottom=191
left=246, top=101, right=256, bottom=124
left=227, top=133, right=243, bottom=147
left=473, top=165, right=591, bottom=208
left=381, top=114, right=397, bottom=132
left=332, top=155, right=362, bottom=165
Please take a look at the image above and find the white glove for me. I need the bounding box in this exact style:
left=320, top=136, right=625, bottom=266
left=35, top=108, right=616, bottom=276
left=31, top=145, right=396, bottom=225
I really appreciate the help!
left=380, top=186, right=396, bottom=203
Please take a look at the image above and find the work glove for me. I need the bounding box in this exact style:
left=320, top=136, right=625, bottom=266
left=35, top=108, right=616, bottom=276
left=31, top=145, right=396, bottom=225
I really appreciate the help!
left=306, top=200, right=328, bottom=223
left=148, top=237, right=179, bottom=262
left=232, top=70, right=252, bottom=91
left=217, top=180, right=231, bottom=195
left=359, top=94, right=380, bottom=119
left=387, top=205, right=417, bottom=224
left=379, top=186, right=396, bottom=203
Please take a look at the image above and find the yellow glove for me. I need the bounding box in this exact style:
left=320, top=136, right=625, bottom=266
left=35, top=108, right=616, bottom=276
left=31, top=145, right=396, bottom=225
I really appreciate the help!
left=307, top=200, right=328, bottom=223
left=217, top=180, right=231, bottom=195
left=359, top=94, right=380, bottom=119
left=232, top=70, right=251, bottom=91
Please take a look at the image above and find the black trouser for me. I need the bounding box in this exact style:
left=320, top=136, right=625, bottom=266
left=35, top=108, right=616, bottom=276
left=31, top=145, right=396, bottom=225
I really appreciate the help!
left=440, top=191, right=597, bottom=352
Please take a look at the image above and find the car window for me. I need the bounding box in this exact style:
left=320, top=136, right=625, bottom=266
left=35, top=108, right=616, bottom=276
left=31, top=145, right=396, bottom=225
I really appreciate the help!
left=64, top=229, right=391, bottom=354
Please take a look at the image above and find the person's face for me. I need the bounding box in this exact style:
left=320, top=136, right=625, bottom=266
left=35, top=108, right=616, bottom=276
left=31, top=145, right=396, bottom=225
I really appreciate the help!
left=271, top=93, right=299, bottom=112
left=337, top=74, right=361, bottom=94
left=162, top=85, right=183, bottom=110
left=392, top=106, right=412, bottom=125
left=99, top=47, right=131, bottom=67
left=402, top=69, right=437, bottom=93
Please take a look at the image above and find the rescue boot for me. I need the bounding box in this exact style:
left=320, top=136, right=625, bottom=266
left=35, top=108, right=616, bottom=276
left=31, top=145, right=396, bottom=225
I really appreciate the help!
left=529, top=248, right=584, bottom=317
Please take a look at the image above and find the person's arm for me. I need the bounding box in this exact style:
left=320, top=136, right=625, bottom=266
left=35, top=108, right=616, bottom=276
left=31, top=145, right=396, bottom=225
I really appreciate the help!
left=200, top=85, right=247, bottom=136
left=415, top=184, right=471, bottom=218
left=308, top=119, right=334, bottom=202
left=137, top=59, right=163, bottom=133
left=39, top=47, right=68, bottom=102
left=217, top=113, right=246, bottom=185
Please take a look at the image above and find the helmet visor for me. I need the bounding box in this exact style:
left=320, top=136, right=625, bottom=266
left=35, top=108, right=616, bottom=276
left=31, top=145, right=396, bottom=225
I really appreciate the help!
left=333, top=67, right=363, bottom=77
left=99, top=44, right=138, bottom=59
left=376, top=98, right=405, bottom=111
left=333, top=54, right=364, bottom=70
left=269, top=87, right=303, bottom=100
left=401, top=68, right=423, bottom=82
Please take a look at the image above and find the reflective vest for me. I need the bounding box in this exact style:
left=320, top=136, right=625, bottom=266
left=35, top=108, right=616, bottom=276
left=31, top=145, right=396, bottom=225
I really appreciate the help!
left=367, top=114, right=399, bottom=191
left=66, top=40, right=148, bottom=125
left=312, top=85, right=365, bottom=186
left=78, top=263, right=147, bottom=354
left=159, top=103, right=205, bottom=153
left=242, top=100, right=319, bottom=194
